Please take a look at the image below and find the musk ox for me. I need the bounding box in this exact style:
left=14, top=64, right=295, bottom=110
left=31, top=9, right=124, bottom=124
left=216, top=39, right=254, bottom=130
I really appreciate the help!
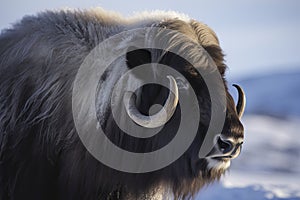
left=0, top=8, right=245, bottom=200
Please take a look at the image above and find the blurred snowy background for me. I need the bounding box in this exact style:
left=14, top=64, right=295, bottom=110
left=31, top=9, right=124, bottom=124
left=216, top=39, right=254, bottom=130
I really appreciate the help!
left=1, top=1, right=300, bottom=199
left=203, top=72, right=300, bottom=199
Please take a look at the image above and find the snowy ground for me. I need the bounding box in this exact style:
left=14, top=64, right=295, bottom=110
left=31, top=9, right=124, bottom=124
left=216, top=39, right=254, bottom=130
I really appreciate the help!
left=197, top=115, right=300, bottom=200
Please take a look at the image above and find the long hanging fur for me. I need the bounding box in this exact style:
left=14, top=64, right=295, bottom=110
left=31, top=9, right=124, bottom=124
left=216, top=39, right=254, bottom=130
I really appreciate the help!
left=0, top=8, right=243, bottom=200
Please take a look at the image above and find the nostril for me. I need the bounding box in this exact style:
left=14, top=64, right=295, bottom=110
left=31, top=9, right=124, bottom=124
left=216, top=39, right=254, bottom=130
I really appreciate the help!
left=217, top=137, right=234, bottom=154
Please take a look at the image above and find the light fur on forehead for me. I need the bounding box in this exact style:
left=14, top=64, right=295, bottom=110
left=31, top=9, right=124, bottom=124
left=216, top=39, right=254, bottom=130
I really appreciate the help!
left=129, top=10, right=191, bottom=23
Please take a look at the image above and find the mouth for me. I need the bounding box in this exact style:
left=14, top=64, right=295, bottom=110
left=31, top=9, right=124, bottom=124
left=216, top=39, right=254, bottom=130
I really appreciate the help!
left=206, top=149, right=241, bottom=171
left=208, top=144, right=242, bottom=161
left=211, top=156, right=232, bottom=160
left=211, top=155, right=232, bottom=160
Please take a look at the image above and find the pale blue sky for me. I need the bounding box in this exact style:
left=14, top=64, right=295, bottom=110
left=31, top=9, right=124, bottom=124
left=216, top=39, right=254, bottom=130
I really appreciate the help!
left=1, top=0, right=300, bottom=78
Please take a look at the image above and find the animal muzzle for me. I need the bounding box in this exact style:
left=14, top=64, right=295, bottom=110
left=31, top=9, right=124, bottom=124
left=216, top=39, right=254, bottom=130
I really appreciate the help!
left=206, top=84, right=246, bottom=160
left=206, top=136, right=243, bottom=159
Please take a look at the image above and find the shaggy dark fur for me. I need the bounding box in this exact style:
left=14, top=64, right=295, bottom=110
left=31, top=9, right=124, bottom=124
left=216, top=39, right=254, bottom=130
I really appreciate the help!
left=0, top=9, right=244, bottom=200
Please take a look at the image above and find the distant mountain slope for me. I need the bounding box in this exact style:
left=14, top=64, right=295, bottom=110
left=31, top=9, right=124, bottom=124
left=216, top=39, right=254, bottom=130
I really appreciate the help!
left=230, top=69, right=300, bottom=118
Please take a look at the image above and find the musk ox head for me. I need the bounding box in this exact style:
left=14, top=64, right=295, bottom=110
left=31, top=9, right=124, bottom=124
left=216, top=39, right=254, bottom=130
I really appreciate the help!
left=72, top=17, right=246, bottom=199
left=0, top=9, right=245, bottom=200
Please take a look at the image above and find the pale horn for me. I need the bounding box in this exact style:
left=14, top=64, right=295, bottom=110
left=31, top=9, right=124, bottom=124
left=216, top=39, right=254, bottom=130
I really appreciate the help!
left=124, top=76, right=179, bottom=128
left=233, top=84, right=246, bottom=118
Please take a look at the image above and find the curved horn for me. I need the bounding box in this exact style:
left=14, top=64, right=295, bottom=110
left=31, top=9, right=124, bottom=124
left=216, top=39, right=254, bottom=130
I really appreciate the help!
left=124, top=76, right=179, bottom=128
left=232, top=84, right=246, bottom=118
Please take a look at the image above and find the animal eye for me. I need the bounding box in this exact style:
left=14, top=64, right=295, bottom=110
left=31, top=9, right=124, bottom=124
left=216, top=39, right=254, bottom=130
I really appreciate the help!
left=175, top=77, right=189, bottom=90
